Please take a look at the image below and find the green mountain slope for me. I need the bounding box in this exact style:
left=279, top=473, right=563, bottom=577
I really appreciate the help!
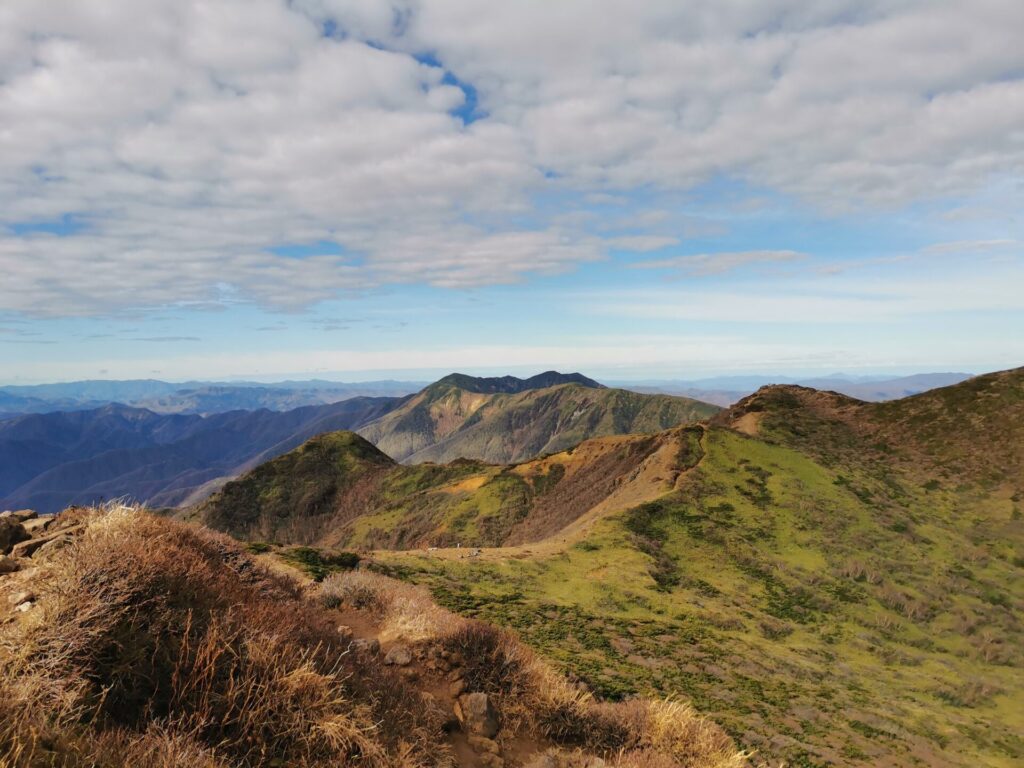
left=356, top=377, right=719, bottom=464
left=193, top=426, right=697, bottom=549
left=358, top=368, right=1024, bottom=768
left=195, top=431, right=399, bottom=543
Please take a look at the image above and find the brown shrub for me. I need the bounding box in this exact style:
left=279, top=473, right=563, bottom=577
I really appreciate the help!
left=440, top=621, right=748, bottom=768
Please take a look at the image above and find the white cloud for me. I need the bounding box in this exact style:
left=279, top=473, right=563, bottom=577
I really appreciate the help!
left=0, top=0, right=1022, bottom=316
left=920, top=239, right=1018, bottom=255
left=606, top=236, right=680, bottom=252
left=587, top=261, right=1024, bottom=324
left=633, top=250, right=806, bottom=275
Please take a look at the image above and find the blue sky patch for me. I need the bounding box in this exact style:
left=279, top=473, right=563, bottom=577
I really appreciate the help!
left=270, top=241, right=346, bottom=259
left=10, top=214, right=87, bottom=237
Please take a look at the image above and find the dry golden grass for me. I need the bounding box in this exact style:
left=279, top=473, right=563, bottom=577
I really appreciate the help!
left=442, top=622, right=748, bottom=768
left=319, top=569, right=460, bottom=642
left=0, top=504, right=449, bottom=768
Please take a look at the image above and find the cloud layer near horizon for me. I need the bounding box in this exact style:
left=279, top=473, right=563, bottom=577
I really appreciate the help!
left=1, top=0, right=1023, bottom=316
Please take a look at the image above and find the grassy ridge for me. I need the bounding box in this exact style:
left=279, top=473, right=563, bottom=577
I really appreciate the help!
left=193, top=427, right=681, bottom=550
left=368, top=371, right=1024, bottom=768
left=0, top=505, right=748, bottom=768
left=197, top=369, right=1024, bottom=766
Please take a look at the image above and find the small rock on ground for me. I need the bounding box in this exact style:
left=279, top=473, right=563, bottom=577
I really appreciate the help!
left=467, top=735, right=500, bottom=754
left=22, top=518, right=52, bottom=535
left=8, top=590, right=34, bottom=606
left=351, top=638, right=380, bottom=655
left=384, top=645, right=413, bottom=666
left=0, top=518, right=30, bottom=554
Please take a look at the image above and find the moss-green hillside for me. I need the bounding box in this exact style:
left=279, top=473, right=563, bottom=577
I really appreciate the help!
left=363, top=369, right=1024, bottom=768
left=193, top=426, right=691, bottom=550
left=194, top=369, right=1024, bottom=767
left=191, top=431, right=397, bottom=542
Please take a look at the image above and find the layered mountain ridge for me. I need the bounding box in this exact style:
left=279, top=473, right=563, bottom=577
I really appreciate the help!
left=1, top=372, right=719, bottom=513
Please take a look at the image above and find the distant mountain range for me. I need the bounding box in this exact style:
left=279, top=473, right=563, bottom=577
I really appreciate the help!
left=0, top=371, right=974, bottom=416
left=619, top=371, right=973, bottom=406
left=0, top=397, right=400, bottom=512
left=0, top=371, right=716, bottom=513
left=0, top=378, right=427, bottom=416
left=0, top=369, right=984, bottom=514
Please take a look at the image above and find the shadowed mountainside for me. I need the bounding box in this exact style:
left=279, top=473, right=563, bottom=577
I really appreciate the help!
left=191, top=426, right=700, bottom=549
left=0, top=397, right=402, bottom=512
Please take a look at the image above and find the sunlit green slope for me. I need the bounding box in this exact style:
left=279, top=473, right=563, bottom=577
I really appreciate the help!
left=369, top=369, right=1024, bottom=768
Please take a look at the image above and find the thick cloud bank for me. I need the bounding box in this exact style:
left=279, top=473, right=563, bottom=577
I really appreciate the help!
left=1, top=0, right=1022, bottom=315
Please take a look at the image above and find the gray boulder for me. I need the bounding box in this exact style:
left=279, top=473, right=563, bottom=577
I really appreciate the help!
left=0, top=518, right=30, bottom=555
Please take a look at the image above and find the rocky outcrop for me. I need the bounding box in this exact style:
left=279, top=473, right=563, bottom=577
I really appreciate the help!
left=10, top=526, right=81, bottom=559
left=1, top=510, right=38, bottom=522
left=0, top=516, right=30, bottom=554
left=454, top=692, right=500, bottom=738
left=1, top=511, right=84, bottom=584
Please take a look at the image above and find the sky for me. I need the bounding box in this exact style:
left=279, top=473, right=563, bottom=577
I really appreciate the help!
left=1, top=0, right=1023, bottom=384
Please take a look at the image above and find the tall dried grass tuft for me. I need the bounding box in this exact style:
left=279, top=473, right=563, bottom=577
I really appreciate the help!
left=440, top=621, right=749, bottom=768
left=0, top=504, right=448, bottom=768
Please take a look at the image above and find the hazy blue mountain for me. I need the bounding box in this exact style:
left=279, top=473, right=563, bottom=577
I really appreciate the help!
left=0, top=379, right=426, bottom=415
left=620, top=371, right=974, bottom=406
left=0, top=371, right=713, bottom=513
left=0, top=397, right=403, bottom=512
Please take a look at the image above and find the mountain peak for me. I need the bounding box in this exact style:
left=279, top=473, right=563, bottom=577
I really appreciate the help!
left=431, top=371, right=604, bottom=395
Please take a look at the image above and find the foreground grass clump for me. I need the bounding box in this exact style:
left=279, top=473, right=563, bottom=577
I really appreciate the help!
left=0, top=505, right=443, bottom=768
left=317, top=571, right=749, bottom=768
